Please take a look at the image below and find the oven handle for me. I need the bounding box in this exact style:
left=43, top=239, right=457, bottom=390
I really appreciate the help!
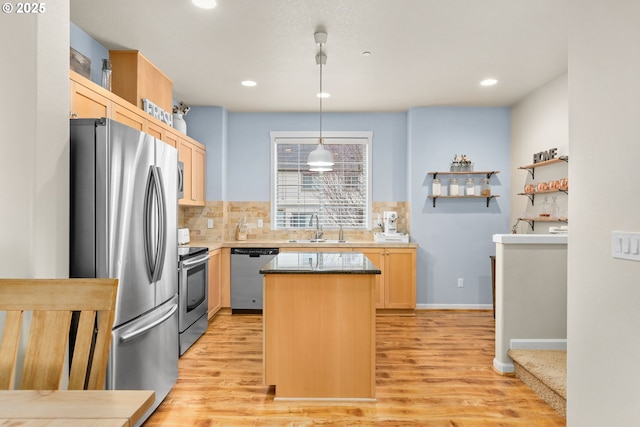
left=181, top=253, right=211, bottom=267
left=119, top=303, right=178, bottom=343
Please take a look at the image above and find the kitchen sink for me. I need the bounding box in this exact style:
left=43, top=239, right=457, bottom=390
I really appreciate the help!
left=287, top=239, right=348, bottom=244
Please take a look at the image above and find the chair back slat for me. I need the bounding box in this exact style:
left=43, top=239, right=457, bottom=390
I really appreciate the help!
left=21, top=311, right=72, bottom=389
left=68, top=310, right=97, bottom=390
left=0, top=278, right=118, bottom=391
left=0, top=310, right=23, bottom=389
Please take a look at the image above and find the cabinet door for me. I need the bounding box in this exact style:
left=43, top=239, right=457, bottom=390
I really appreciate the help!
left=208, top=249, right=222, bottom=318
left=145, top=120, right=164, bottom=140
left=177, top=139, right=193, bottom=205
left=162, top=129, right=179, bottom=148
left=70, top=80, right=111, bottom=118
left=112, top=102, right=146, bottom=131
left=384, top=248, right=416, bottom=309
left=359, top=248, right=385, bottom=309
left=192, top=145, right=206, bottom=204
left=177, top=139, right=206, bottom=206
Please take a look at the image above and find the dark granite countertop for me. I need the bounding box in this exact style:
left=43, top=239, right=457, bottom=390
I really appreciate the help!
left=259, top=252, right=381, bottom=275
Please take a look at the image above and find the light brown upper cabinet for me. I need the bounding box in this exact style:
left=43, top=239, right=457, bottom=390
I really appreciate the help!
left=178, top=138, right=206, bottom=206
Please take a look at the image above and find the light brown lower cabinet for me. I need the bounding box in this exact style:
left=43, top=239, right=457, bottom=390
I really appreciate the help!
left=359, top=247, right=416, bottom=310
left=208, top=249, right=222, bottom=319
left=278, top=246, right=416, bottom=311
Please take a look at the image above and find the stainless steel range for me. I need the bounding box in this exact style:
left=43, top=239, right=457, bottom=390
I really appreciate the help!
left=178, top=246, right=210, bottom=355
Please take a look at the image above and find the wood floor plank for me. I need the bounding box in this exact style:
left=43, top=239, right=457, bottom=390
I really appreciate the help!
left=144, top=310, right=565, bottom=426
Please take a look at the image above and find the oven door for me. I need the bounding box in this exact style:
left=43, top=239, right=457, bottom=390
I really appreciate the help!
left=179, top=252, right=210, bottom=333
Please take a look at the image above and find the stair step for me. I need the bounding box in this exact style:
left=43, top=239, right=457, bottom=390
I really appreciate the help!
left=508, top=349, right=566, bottom=416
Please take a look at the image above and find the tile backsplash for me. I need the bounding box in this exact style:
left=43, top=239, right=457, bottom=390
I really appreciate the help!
left=179, top=201, right=410, bottom=243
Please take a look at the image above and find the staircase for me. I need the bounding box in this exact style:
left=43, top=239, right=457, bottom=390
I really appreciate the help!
left=507, top=349, right=566, bottom=416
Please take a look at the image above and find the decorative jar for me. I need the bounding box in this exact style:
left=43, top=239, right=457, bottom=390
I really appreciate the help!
left=481, top=178, right=491, bottom=196
left=173, top=113, right=187, bottom=134
left=449, top=178, right=459, bottom=196
left=432, top=178, right=442, bottom=196
left=465, top=178, right=475, bottom=195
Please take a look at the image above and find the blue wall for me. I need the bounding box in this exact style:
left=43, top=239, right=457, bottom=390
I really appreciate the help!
left=408, top=107, right=511, bottom=306
left=70, top=23, right=109, bottom=85
left=184, top=107, right=227, bottom=201
left=224, top=112, right=408, bottom=202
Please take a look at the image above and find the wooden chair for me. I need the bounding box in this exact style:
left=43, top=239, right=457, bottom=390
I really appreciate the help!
left=0, top=278, right=118, bottom=390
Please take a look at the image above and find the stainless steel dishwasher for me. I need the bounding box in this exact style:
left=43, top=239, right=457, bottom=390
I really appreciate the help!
left=230, top=248, right=279, bottom=313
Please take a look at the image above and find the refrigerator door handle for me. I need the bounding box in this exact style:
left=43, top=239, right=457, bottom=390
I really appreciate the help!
left=143, top=166, right=168, bottom=283
left=143, top=166, right=156, bottom=281
left=119, top=303, right=178, bottom=343
left=152, top=166, right=167, bottom=282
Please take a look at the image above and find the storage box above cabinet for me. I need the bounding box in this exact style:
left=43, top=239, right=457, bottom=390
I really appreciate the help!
left=109, top=50, right=173, bottom=113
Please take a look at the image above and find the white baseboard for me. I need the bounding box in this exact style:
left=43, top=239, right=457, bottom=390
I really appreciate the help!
left=510, top=339, right=567, bottom=350
left=493, top=357, right=514, bottom=374
left=417, top=303, right=493, bottom=310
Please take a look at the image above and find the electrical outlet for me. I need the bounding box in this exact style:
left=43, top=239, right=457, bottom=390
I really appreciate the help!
left=207, top=219, right=214, bottom=229
left=257, top=219, right=263, bottom=228
left=457, top=278, right=464, bottom=288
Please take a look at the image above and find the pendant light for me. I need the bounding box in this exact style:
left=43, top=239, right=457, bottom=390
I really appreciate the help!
left=307, top=31, right=334, bottom=172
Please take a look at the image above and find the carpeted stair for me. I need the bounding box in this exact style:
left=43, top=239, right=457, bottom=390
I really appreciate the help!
left=507, top=349, right=566, bottom=416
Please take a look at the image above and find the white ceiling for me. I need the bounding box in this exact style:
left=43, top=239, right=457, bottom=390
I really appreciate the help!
left=70, top=0, right=567, bottom=113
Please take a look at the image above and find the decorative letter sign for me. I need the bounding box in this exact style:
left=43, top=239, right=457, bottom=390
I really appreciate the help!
left=143, top=98, right=173, bottom=127
left=533, top=147, right=558, bottom=164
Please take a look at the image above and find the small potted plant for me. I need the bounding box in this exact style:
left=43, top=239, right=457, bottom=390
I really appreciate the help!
left=450, top=154, right=473, bottom=172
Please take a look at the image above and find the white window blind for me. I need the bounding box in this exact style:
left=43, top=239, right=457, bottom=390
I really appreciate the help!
left=270, top=132, right=372, bottom=230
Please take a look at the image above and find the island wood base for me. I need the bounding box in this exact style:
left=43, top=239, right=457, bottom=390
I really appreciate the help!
left=263, top=273, right=376, bottom=400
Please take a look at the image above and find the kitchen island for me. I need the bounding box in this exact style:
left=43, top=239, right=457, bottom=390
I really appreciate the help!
left=260, top=251, right=381, bottom=400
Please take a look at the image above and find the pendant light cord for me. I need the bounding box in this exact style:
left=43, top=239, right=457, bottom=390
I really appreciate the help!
left=319, top=41, right=323, bottom=146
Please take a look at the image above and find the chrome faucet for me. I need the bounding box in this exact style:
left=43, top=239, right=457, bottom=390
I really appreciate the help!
left=309, top=213, right=323, bottom=240
left=338, top=224, right=344, bottom=241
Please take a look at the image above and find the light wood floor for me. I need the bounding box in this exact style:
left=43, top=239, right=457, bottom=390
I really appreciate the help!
left=144, top=310, right=566, bottom=426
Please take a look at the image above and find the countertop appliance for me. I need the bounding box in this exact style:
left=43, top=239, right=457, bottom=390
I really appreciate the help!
left=69, top=118, right=178, bottom=426
left=230, top=248, right=279, bottom=313
left=178, top=246, right=210, bottom=355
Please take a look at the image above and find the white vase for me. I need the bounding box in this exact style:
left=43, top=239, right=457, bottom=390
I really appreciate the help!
left=173, top=113, right=187, bottom=134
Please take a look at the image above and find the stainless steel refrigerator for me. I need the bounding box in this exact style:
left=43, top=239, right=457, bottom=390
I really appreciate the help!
left=70, top=118, right=178, bottom=426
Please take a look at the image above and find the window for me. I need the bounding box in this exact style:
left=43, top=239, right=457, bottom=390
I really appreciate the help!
left=270, top=131, right=372, bottom=230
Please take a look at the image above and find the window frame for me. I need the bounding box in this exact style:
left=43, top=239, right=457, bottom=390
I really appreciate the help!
left=270, top=131, right=373, bottom=231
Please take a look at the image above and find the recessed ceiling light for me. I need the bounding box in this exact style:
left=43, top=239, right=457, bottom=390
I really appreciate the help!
left=480, top=78, right=498, bottom=86
left=241, top=80, right=257, bottom=87
left=192, top=0, right=217, bottom=9
left=317, top=92, right=331, bottom=98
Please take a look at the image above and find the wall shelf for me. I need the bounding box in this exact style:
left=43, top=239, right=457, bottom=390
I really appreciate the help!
left=428, top=170, right=499, bottom=179
left=428, top=195, right=499, bottom=208
left=428, top=170, right=499, bottom=208
left=515, top=217, right=568, bottom=231
left=517, top=188, right=568, bottom=205
left=517, top=156, right=568, bottom=179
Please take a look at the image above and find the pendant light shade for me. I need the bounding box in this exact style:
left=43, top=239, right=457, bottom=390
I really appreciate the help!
left=307, top=31, right=334, bottom=171
left=308, top=141, right=334, bottom=171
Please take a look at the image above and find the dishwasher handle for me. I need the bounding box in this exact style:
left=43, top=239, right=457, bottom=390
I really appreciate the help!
left=231, top=248, right=279, bottom=256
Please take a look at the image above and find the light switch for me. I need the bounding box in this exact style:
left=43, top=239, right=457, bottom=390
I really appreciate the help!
left=612, top=231, right=640, bottom=261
